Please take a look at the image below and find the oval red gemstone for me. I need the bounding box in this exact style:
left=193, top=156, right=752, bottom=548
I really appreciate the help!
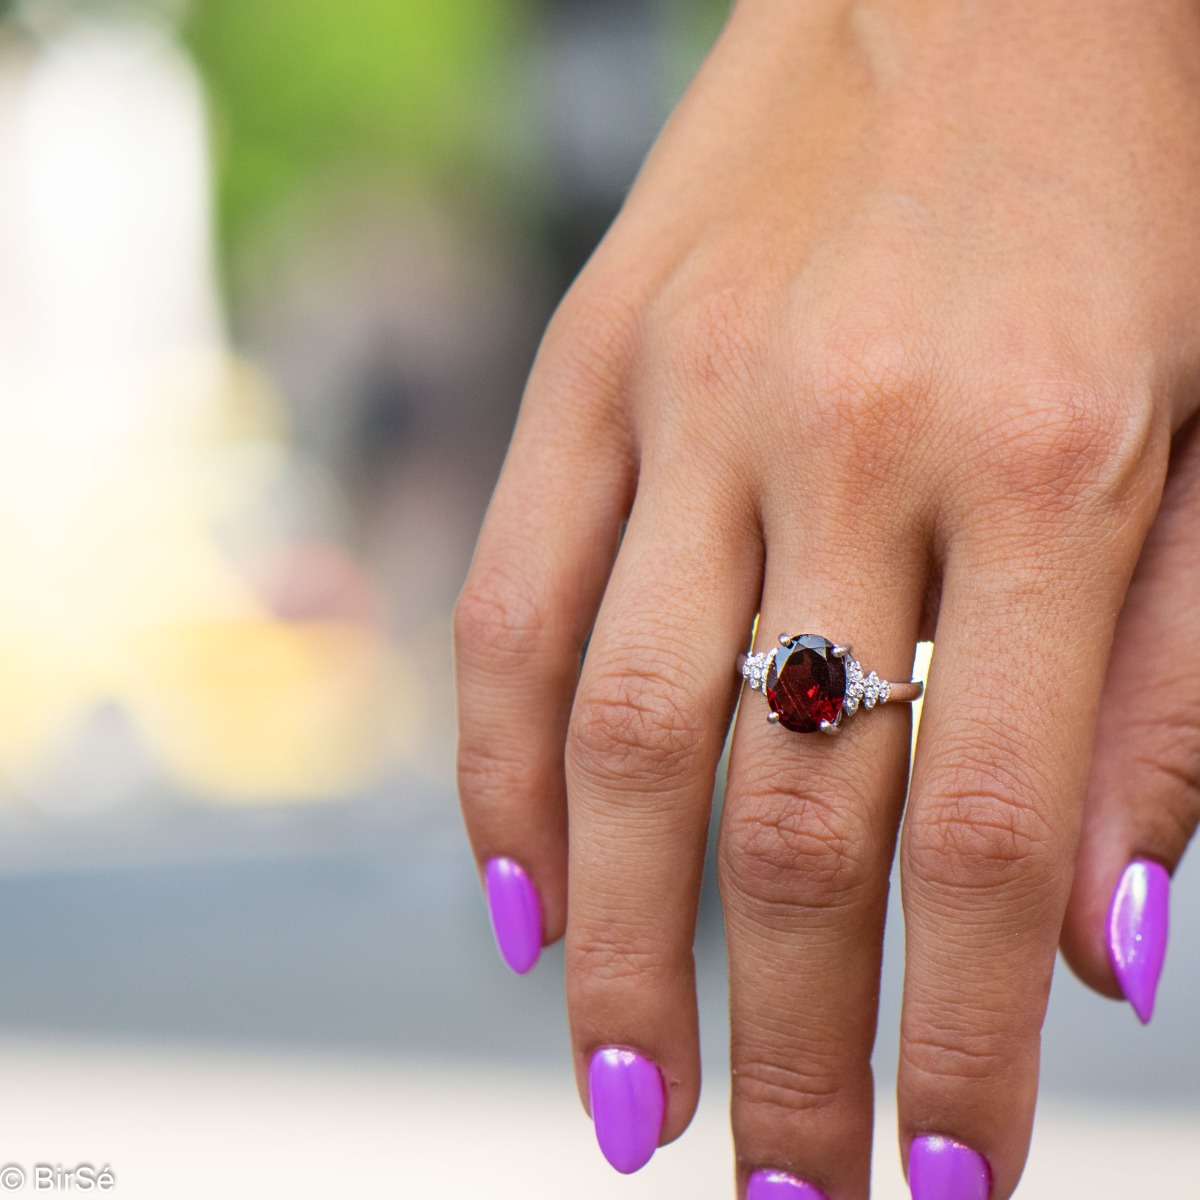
left=765, top=635, right=846, bottom=733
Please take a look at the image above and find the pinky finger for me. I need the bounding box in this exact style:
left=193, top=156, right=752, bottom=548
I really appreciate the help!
left=1061, top=414, right=1200, bottom=1022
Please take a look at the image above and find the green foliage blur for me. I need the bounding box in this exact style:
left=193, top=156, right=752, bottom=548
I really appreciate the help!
left=183, top=0, right=538, bottom=269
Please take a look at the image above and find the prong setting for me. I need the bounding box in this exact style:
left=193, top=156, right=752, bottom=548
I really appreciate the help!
left=739, top=632, right=918, bottom=734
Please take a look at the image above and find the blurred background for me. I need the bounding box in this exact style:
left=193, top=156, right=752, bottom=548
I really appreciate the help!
left=0, top=0, right=1193, bottom=1195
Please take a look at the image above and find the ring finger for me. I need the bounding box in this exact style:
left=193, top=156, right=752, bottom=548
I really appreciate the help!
left=720, top=497, right=927, bottom=1200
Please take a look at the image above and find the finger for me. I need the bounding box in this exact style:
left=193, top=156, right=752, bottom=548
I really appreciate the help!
left=563, top=466, right=761, bottom=1173
left=1062, top=413, right=1200, bottom=1022
left=898, top=428, right=1158, bottom=1200
left=454, top=291, right=637, bottom=973
left=720, top=507, right=925, bottom=1200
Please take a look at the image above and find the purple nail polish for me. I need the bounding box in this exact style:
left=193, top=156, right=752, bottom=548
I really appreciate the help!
left=908, top=1136, right=990, bottom=1200
left=588, top=1047, right=665, bottom=1174
left=747, top=1169, right=828, bottom=1200
left=484, top=856, right=542, bottom=975
left=1107, top=857, right=1170, bottom=1025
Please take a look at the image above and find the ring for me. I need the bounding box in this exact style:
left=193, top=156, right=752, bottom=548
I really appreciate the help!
left=737, top=633, right=924, bottom=735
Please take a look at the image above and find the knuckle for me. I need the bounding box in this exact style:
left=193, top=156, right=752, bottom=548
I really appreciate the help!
left=1006, top=397, right=1123, bottom=493
left=567, top=668, right=708, bottom=790
left=456, top=735, right=539, bottom=810
left=720, top=785, right=876, bottom=913
left=567, top=928, right=671, bottom=1001
left=541, top=279, right=642, bottom=399
left=906, top=755, right=1060, bottom=898
left=733, top=1053, right=843, bottom=1120
left=799, top=330, right=931, bottom=470
left=1137, top=755, right=1200, bottom=827
left=1132, top=702, right=1200, bottom=768
left=971, top=383, right=1162, bottom=514
left=454, top=559, right=550, bottom=669
left=663, top=287, right=764, bottom=397
left=1125, top=708, right=1200, bottom=832
left=901, top=1027, right=1013, bottom=1087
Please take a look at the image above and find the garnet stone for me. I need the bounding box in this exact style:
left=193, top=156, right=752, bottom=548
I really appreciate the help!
left=765, top=635, right=846, bottom=733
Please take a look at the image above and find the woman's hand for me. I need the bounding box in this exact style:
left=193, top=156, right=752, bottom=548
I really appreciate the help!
left=455, top=1, right=1200, bottom=1196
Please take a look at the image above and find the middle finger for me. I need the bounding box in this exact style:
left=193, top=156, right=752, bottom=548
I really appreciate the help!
left=564, top=455, right=762, bottom=1174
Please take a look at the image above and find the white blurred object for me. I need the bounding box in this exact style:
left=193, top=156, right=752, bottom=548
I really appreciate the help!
left=0, top=1039, right=1194, bottom=1198
left=0, top=21, right=411, bottom=808
left=2, top=18, right=222, bottom=447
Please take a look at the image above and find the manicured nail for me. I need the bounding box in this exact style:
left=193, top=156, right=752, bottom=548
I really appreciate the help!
left=484, top=856, right=542, bottom=975
left=1107, top=857, right=1170, bottom=1024
left=587, top=1047, right=665, bottom=1174
left=908, top=1136, right=990, bottom=1200
left=747, top=1168, right=829, bottom=1200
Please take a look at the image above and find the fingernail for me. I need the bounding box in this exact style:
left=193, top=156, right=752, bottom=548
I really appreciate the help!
left=747, top=1168, right=829, bottom=1200
left=484, top=856, right=542, bottom=975
left=588, top=1047, right=665, bottom=1174
left=1107, top=857, right=1170, bottom=1024
left=908, top=1136, right=990, bottom=1200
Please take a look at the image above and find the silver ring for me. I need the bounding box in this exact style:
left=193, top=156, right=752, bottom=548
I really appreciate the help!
left=737, top=633, right=923, bottom=735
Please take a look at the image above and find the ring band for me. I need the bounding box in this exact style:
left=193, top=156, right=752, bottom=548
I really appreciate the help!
left=737, top=633, right=923, bottom=735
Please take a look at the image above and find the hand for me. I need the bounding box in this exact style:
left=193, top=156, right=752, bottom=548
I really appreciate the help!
left=455, top=1, right=1200, bottom=1196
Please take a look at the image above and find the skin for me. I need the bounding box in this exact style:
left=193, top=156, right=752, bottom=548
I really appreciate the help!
left=455, top=0, right=1200, bottom=1196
